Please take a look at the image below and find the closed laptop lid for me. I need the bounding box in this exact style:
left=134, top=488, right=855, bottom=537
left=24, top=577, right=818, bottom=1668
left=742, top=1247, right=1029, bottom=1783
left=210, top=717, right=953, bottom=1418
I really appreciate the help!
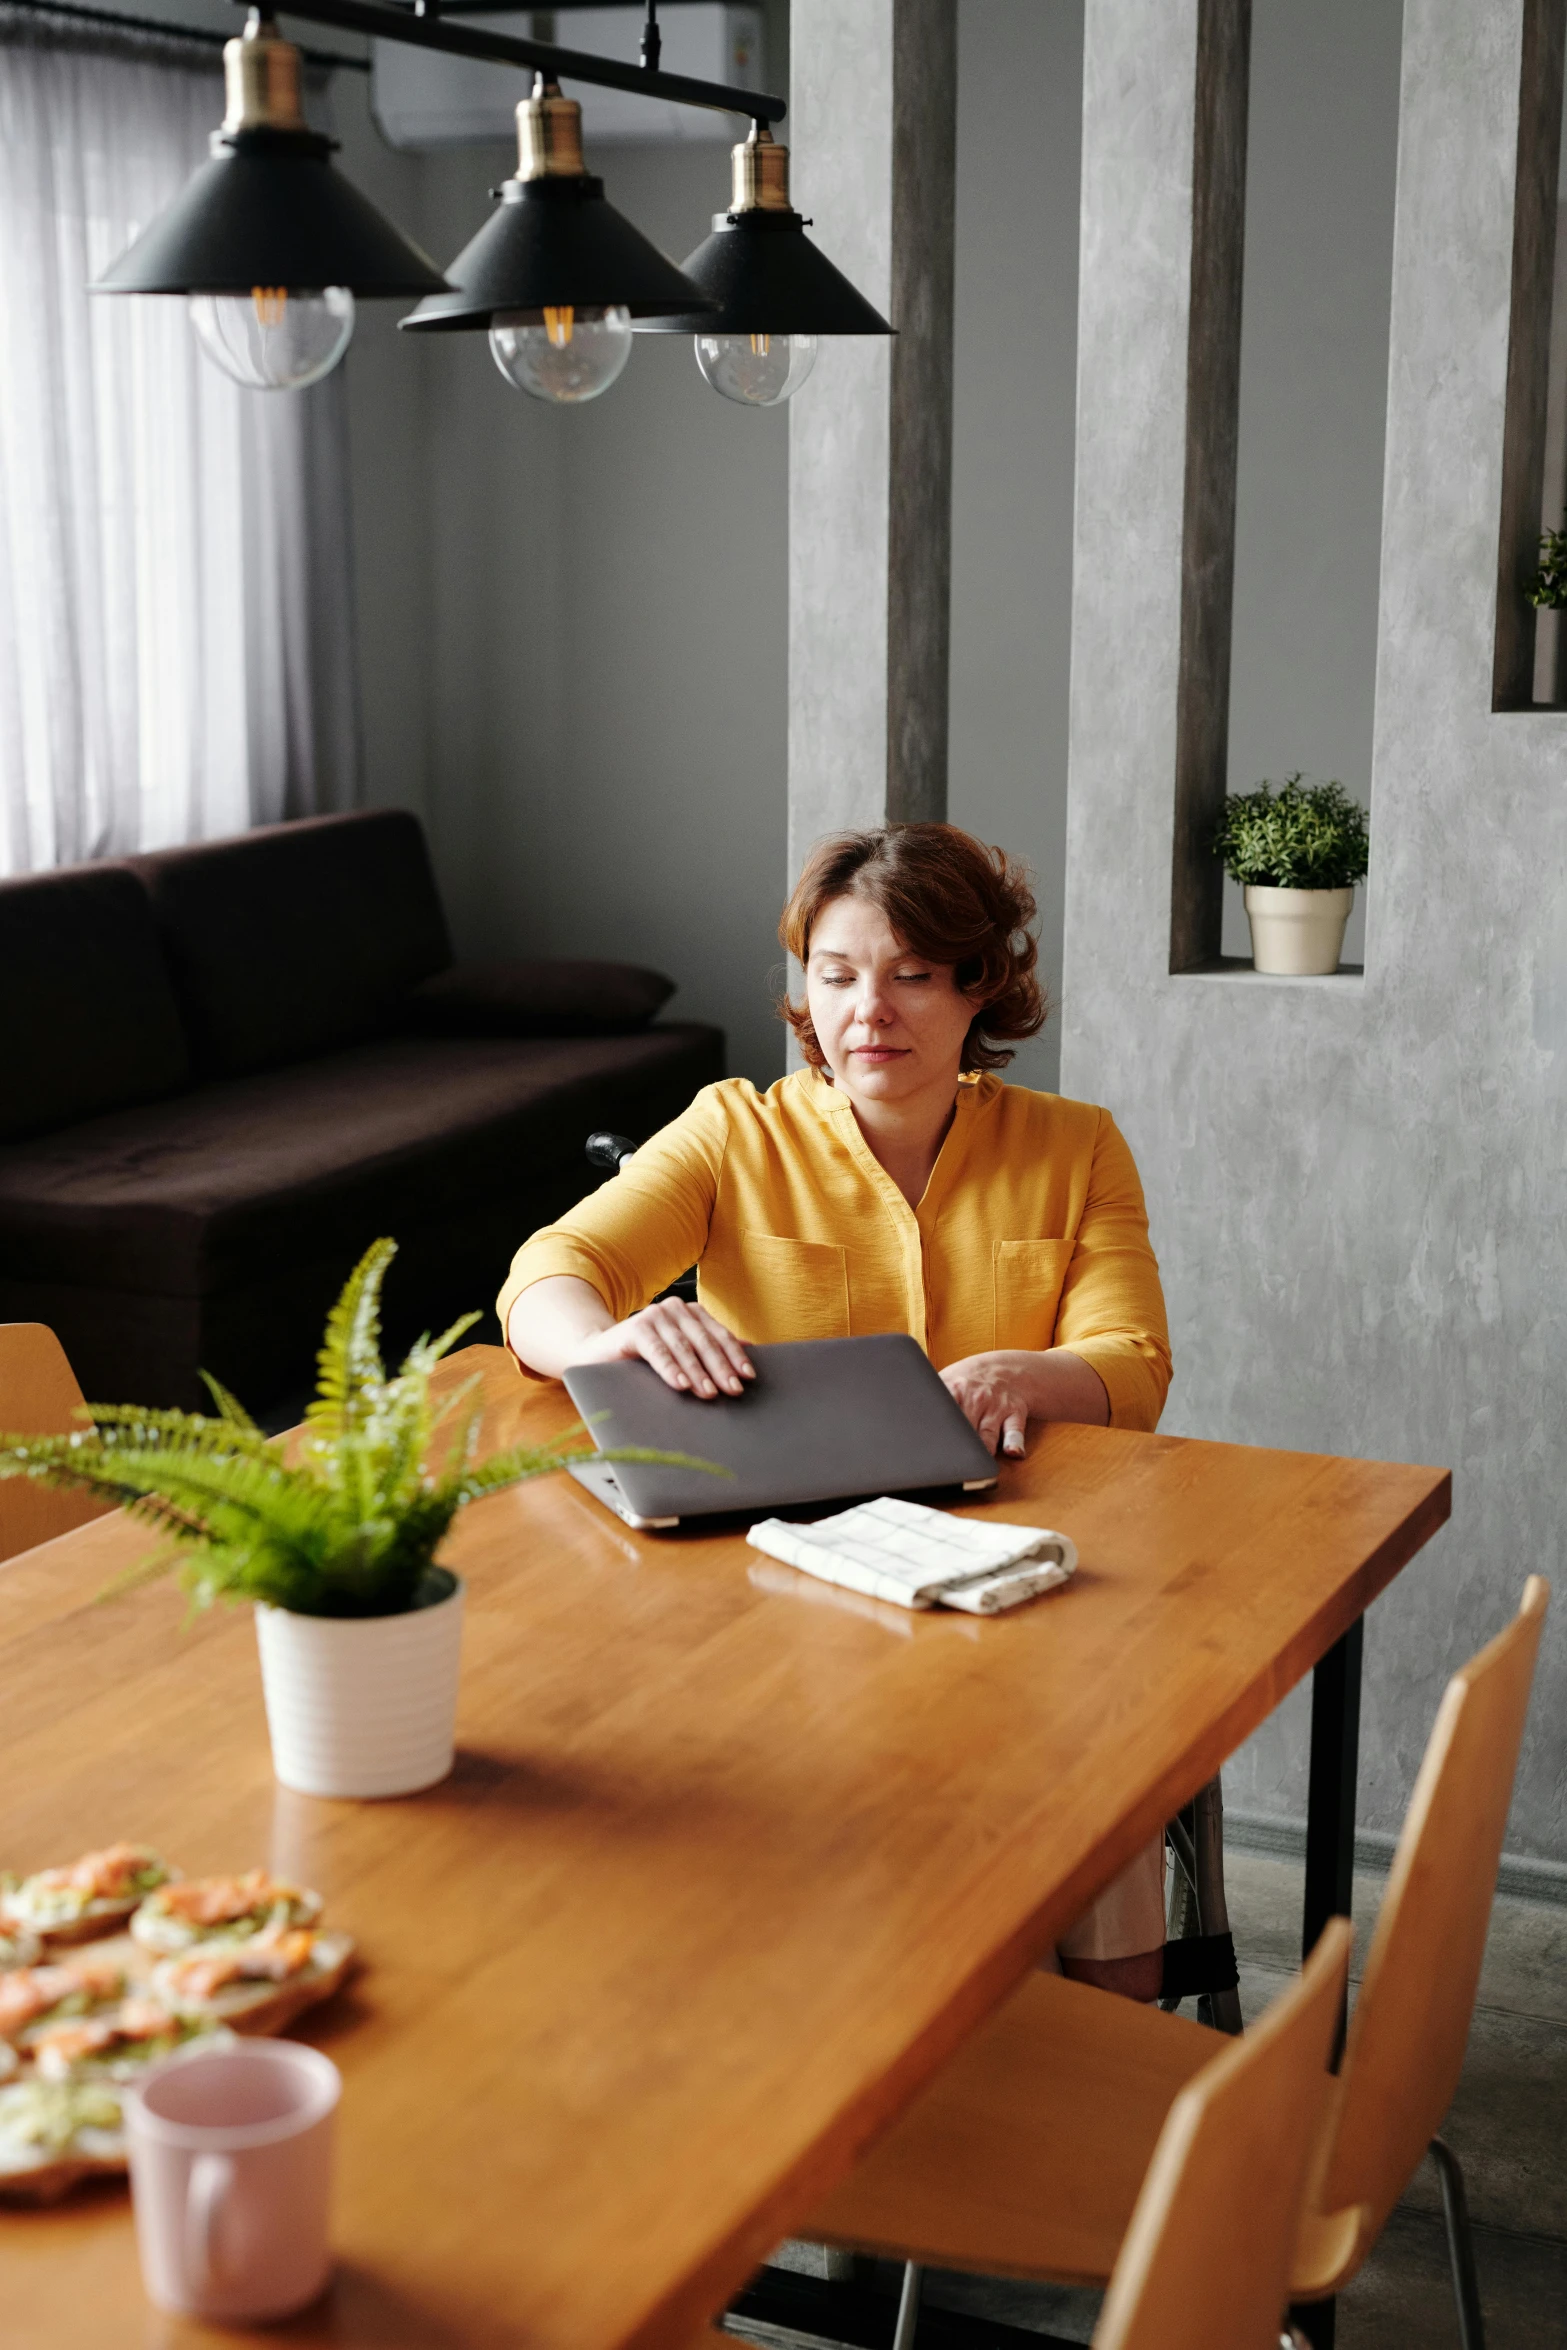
left=562, top=1334, right=997, bottom=1520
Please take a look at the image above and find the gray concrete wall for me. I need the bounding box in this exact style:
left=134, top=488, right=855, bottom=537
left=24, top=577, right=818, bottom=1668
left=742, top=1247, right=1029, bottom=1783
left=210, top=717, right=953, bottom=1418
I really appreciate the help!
left=1064, top=0, right=1566, bottom=1863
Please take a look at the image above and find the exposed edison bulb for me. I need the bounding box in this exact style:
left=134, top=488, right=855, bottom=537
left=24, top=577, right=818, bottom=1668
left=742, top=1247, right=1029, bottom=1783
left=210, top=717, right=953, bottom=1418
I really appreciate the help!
left=188, top=286, right=354, bottom=391
left=489, top=304, right=633, bottom=403
left=694, top=329, right=817, bottom=407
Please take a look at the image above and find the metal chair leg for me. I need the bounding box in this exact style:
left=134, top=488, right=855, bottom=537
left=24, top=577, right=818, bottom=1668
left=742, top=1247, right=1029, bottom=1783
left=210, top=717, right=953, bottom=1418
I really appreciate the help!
left=1192, top=1776, right=1244, bottom=2035
left=1430, top=2137, right=1486, bottom=2350
left=1161, top=1807, right=1200, bottom=2012
left=891, top=2260, right=923, bottom=2350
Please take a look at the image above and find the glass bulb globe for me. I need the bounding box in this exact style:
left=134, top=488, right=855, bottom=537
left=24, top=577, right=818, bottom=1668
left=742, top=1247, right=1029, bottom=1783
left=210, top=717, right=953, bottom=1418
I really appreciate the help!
left=694, top=330, right=817, bottom=407
left=188, top=288, right=354, bottom=391
left=489, top=305, right=633, bottom=404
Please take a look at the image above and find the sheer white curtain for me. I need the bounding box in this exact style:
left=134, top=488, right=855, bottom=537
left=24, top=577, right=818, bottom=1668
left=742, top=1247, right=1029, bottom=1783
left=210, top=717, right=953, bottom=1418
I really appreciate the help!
left=0, top=13, right=363, bottom=876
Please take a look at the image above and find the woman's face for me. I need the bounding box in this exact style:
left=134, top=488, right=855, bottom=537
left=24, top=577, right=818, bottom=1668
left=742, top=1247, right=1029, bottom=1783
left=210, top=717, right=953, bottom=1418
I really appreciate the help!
left=805, top=893, right=973, bottom=1106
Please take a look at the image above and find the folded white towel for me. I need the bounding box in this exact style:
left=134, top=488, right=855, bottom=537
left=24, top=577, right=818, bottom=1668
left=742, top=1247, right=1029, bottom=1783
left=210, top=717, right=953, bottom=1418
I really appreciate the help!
left=746, top=1494, right=1077, bottom=1614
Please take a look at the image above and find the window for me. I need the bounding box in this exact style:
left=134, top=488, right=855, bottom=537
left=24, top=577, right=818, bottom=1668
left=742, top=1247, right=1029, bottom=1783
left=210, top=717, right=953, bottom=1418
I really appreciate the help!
left=0, top=17, right=361, bottom=875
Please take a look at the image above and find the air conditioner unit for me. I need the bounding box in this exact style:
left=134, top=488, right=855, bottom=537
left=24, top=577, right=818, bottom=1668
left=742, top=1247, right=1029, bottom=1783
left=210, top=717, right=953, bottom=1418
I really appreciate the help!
left=371, top=5, right=765, bottom=151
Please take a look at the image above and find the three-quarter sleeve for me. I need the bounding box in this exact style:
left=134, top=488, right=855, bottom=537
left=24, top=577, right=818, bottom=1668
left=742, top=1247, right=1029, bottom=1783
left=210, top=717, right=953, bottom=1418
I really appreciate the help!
left=1053, top=1111, right=1173, bottom=1432
left=495, top=1086, right=728, bottom=1345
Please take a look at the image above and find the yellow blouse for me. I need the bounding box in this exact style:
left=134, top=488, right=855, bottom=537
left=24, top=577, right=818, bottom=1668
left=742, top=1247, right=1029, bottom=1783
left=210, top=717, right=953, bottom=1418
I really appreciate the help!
left=497, top=1068, right=1173, bottom=1432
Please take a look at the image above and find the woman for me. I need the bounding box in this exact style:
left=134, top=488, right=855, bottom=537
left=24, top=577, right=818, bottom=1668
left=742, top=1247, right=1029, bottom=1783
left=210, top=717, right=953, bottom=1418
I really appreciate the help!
left=500, top=824, right=1172, bottom=1998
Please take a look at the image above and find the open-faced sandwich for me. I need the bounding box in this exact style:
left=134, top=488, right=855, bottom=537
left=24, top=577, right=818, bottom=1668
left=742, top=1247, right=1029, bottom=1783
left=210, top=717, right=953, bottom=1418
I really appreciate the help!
left=0, top=2077, right=126, bottom=2202
left=31, top=1998, right=230, bottom=2085
left=151, top=1924, right=355, bottom=2034
left=0, top=1956, right=125, bottom=2050
left=1, top=1845, right=175, bottom=1945
left=131, top=1869, right=322, bottom=1956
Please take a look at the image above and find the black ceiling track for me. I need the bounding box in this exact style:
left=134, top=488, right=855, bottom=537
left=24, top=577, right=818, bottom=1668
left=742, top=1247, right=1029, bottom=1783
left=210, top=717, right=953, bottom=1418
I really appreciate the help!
left=0, top=0, right=368, bottom=71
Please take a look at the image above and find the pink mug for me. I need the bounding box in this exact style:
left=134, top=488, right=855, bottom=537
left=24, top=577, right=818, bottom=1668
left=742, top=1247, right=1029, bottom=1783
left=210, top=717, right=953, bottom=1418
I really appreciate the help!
left=124, top=2041, right=340, bottom=2322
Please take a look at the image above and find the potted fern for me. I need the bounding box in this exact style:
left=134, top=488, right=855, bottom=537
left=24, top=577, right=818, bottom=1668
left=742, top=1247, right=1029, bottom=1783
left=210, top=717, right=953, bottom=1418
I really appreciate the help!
left=0, top=1240, right=672, bottom=1800
left=1212, top=775, right=1370, bottom=975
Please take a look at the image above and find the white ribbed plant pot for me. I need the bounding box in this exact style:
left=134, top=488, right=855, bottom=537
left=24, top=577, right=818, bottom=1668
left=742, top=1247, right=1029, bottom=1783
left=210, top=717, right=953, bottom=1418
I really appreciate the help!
left=1243, top=884, right=1355, bottom=976
left=254, top=1573, right=464, bottom=1799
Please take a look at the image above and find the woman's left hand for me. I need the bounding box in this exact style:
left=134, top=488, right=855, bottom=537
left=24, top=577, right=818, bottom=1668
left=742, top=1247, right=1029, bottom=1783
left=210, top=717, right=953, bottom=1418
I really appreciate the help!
left=939, top=1352, right=1035, bottom=1458
left=939, top=1347, right=1113, bottom=1457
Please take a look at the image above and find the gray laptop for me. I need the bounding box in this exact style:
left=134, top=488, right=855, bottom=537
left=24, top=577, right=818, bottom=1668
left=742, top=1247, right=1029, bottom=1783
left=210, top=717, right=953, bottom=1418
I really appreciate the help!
left=562, top=1333, right=999, bottom=1530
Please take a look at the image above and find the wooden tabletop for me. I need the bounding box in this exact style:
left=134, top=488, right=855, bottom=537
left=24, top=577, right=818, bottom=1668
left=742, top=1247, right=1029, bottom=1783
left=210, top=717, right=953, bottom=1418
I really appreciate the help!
left=1, top=1346, right=1449, bottom=2349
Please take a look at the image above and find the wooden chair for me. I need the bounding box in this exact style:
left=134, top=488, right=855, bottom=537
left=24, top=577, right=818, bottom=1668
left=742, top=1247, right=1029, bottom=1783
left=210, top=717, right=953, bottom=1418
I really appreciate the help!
left=1092, top=1915, right=1354, bottom=2350
left=805, top=1580, right=1549, bottom=2350
left=0, top=1323, right=109, bottom=1564
left=696, top=1921, right=1352, bottom=2350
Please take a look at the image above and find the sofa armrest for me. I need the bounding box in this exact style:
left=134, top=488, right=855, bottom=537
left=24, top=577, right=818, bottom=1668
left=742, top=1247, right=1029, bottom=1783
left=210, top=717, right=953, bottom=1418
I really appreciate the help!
left=407, top=959, right=676, bottom=1038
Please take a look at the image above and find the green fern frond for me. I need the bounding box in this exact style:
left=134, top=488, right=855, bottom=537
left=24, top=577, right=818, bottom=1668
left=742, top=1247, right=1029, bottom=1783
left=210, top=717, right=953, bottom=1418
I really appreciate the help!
left=422, top=1310, right=483, bottom=1365
left=198, top=1370, right=261, bottom=1434
left=307, top=1238, right=396, bottom=1441
left=80, top=1403, right=274, bottom=1463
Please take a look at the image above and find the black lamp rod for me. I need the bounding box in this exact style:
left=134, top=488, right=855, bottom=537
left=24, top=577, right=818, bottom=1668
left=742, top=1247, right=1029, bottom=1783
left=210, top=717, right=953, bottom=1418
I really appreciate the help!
left=258, top=0, right=786, bottom=120
left=0, top=0, right=367, bottom=69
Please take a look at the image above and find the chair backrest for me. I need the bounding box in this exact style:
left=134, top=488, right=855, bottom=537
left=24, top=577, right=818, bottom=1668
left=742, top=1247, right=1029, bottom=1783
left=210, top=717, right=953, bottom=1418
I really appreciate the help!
left=1318, top=1576, right=1549, bottom=2242
left=1094, top=1915, right=1354, bottom=2350
left=0, top=1324, right=109, bottom=1564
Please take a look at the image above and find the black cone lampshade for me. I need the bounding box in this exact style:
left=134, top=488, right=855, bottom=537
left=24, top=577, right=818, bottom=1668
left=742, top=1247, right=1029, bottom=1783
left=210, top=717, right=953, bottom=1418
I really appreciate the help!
left=94, top=12, right=446, bottom=392
left=643, top=211, right=894, bottom=337
left=396, top=177, right=707, bottom=329
left=94, top=131, right=449, bottom=300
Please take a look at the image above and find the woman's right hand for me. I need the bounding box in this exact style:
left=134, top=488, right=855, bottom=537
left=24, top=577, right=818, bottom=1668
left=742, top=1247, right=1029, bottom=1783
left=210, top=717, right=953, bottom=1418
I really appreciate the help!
left=570, top=1298, right=755, bottom=1400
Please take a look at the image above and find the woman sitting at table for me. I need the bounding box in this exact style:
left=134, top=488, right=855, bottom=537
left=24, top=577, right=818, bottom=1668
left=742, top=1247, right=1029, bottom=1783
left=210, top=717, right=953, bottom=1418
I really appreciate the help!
left=500, top=823, right=1173, bottom=1999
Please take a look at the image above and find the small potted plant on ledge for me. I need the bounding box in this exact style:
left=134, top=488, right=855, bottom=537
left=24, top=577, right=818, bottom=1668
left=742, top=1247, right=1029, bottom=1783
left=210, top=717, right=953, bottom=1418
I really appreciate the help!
left=0, top=1240, right=685, bottom=1800
left=1212, top=774, right=1370, bottom=976
left=1527, top=523, right=1567, bottom=611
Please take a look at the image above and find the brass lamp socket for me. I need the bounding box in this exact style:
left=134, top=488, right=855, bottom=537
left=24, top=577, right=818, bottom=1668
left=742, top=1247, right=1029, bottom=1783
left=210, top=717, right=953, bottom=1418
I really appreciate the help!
left=222, top=7, right=307, bottom=135
left=730, top=121, right=792, bottom=214
left=516, top=75, right=586, bottom=180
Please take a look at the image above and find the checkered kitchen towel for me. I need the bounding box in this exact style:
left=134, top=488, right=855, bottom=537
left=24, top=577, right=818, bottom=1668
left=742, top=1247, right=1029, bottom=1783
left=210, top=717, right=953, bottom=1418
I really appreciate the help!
left=746, top=1494, right=1077, bottom=1614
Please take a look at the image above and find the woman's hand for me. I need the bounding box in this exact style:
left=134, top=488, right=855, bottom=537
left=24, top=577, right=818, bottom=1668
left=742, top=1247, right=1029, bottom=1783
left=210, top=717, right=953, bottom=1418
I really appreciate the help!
left=939, top=1348, right=1111, bottom=1457
left=572, top=1297, right=755, bottom=1399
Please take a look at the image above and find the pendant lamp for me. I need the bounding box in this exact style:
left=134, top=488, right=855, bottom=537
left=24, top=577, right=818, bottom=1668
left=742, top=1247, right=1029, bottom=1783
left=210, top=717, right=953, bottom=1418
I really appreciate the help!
left=93, top=10, right=447, bottom=391
left=636, top=124, right=894, bottom=408
left=398, top=76, right=713, bottom=406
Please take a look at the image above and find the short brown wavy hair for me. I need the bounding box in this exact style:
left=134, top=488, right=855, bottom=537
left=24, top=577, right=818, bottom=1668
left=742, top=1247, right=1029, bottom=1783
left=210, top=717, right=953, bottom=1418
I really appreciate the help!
left=779, top=824, right=1047, bottom=1073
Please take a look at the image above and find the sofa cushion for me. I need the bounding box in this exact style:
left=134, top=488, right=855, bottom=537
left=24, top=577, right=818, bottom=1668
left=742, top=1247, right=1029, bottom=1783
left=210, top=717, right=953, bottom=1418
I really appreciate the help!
left=0, top=865, right=191, bottom=1142
left=129, top=809, right=452, bottom=1079
left=0, top=1025, right=725, bottom=1301
left=408, top=959, right=675, bottom=1037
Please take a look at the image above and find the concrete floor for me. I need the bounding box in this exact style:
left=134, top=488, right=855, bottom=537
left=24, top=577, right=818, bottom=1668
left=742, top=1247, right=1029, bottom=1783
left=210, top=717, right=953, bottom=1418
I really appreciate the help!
left=748, top=1849, right=1567, bottom=2347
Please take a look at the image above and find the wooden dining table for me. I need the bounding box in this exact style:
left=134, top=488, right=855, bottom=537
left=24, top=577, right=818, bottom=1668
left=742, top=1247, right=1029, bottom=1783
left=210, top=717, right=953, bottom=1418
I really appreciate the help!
left=2, top=1344, right=1449, bottom=2349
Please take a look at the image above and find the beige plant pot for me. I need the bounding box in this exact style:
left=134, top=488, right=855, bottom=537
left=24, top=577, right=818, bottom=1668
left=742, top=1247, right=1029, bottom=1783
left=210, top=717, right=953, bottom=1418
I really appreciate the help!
left=254, top=1572, right=463, bottom=1799
left=1242, top=885, right=1354, bottom=976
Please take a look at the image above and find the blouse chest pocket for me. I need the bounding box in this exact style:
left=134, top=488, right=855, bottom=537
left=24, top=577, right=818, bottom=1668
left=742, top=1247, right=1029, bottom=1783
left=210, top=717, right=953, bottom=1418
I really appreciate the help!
left=992, top=1238, right=1073, bottom=1352
left=731, top=1231, right=851, bottom=1344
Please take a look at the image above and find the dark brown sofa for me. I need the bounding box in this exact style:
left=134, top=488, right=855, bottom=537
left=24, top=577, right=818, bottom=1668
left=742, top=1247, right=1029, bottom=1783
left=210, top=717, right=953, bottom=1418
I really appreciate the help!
left=0, top=810, right=723, bottom=1411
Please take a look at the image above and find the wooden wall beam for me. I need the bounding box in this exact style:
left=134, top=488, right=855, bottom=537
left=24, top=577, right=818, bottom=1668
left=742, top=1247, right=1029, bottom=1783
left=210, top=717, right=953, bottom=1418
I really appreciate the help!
left=1492, top=0, right=1566, bottom=711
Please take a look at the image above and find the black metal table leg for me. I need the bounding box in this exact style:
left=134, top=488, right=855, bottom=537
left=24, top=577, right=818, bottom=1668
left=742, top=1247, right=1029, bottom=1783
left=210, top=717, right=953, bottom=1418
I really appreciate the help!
left=1291, top=1614, right=1365, bottom=2350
